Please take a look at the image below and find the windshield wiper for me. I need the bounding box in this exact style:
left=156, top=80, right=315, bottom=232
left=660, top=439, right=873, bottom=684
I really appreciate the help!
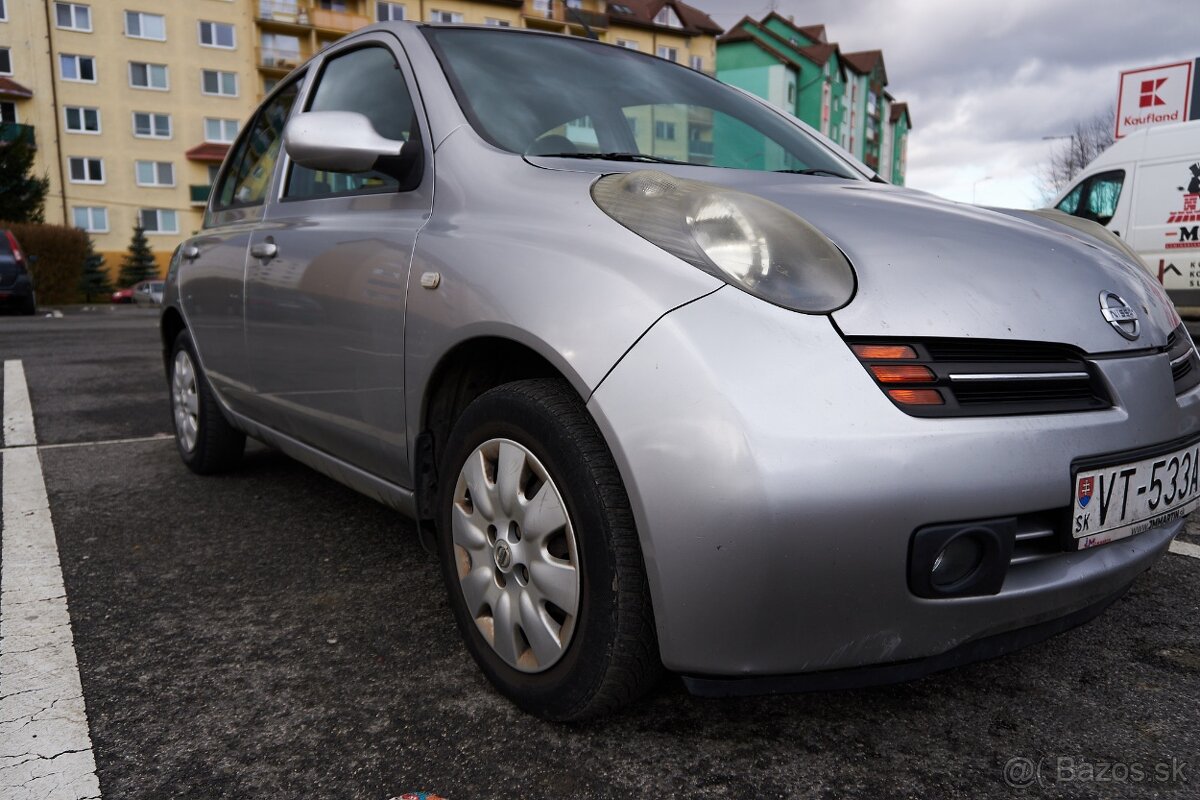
left=774, top=168, right=850, bottom=178
left=531, top=151, right=693, bottom=165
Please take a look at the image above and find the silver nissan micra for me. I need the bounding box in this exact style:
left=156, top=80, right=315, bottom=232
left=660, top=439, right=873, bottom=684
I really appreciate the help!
left=163, top=23, right=1199, bottom=720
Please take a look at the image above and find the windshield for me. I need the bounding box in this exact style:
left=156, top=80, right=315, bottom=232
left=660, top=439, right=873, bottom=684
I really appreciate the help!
left=422, top=28, right=859, bottom=178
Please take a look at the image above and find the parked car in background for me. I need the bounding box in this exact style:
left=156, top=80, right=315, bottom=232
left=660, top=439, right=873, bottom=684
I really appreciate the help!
left=133, top=280, right=164, bottom=306
left=0, top=229, right=36, bottom=315
left=163, top=24, right=1198, bottom=721
left=1050, top=119, right=1200, bottom=308
left=112, top=287, right=135, bottom=304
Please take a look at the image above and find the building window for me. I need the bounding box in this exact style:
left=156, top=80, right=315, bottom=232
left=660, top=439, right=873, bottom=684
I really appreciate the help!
left=198, top=20, right=235, bottom=48
left=64, top=106, right=101, bottom=134
left=689, top=55, right=703, bottom=71
left=54, top=3, right=91, bottom=32
left=202, top=69, right=238, bottom=96
left=129, top=62, right=169, bottom=90
left=72, top=206, right=108, bottom=233
left=59, top=54, right=96, bottom=82
left=139, top=208, right=178, bottom=234
left=656, top=46, right=677, bottom=62
left=204, top=117, right=239, bottom=142
left=376, top=1, right=404, bottom=20
left=615, top=38, right=638, bottom=50
left=260, top=33, right=301, bottom=66
left=653, top=6, right=681, bottom=27
left=654, top=121, right=675, bottom=140
left=428, top=10, right=463, bottom=23
left=133, top=111, right=171, bottom=138
left=0, top=0, right=7, bottom=22
left=207, top=164, right=220, bottom=183
left=135, top=160, right=175, bottom=187
left=0, top=102, right=17, bottom=123
left=0, top=47, right=9, bottom=75
left=532, top=0, right=549, bottom=13
left=125, top=11, right=166, bottom=41
left=867, top=91, right=878, bottom=117
left=484, top=18, right=510, bottom=26
left=68, top=156, right=104, bottom=184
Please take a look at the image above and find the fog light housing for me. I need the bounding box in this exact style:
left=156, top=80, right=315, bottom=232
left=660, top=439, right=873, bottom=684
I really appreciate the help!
left=909, top=518, right=1015, bottom=598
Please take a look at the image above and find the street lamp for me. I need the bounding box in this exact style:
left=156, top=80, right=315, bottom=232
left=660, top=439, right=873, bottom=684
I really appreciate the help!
left=972, top=176, right=992, bottom=204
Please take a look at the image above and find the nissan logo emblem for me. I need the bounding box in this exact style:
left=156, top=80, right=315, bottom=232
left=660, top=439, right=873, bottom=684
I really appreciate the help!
left=1099, top=291, right=1140, bottom=341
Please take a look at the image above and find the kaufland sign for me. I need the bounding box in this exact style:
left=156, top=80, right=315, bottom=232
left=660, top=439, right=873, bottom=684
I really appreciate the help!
left=1116, top=60, right=1199, bottom=138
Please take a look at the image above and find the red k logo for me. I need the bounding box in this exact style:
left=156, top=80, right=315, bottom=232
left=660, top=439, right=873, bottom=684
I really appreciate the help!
left=1140, top=78, right=1168, bottom=108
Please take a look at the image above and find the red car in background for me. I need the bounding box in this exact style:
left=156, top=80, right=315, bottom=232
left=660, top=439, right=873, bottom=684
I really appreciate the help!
left=0, top=229, right=36, bottom=315
left=111, top=287, right=135, bottom=304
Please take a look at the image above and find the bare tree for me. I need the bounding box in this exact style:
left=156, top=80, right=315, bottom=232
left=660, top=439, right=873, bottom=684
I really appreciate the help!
left=1039, top=107, right=1116, bottom=203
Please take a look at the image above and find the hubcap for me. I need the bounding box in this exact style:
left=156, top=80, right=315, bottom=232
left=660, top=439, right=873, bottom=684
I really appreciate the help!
left=172, top=350, right=199, bottom=453
left=452, top=438, right=579, bottom=673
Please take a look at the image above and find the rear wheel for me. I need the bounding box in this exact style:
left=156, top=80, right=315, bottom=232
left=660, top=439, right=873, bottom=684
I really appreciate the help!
left=19, top=295, right=35, bottom=316
left=438, top=379, right=661, bottom=721
left=170, top=330, right=245, bottom=474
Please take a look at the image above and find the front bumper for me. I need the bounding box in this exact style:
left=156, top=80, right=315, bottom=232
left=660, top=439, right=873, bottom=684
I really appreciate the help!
left=587, top=287, right=1198, bottom=677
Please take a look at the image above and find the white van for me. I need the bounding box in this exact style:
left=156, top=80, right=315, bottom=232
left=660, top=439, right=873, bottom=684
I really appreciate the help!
left=1050, top=119, right=1200, bottom=307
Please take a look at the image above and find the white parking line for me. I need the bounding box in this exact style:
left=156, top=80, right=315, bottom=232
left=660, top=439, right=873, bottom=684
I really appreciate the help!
left=3, top=360, right=36, bottom=447
left=0, top=433, right=174, bottom=455
left=0, top=360, right=101, bottom=799
left=1170, top=539, right=1200, bottom=560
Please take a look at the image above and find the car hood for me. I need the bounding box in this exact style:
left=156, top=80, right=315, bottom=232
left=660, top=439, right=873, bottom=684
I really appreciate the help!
left=692, top=173, right=1175, bottom=353
left=531, top=159, right=1175, bottom=353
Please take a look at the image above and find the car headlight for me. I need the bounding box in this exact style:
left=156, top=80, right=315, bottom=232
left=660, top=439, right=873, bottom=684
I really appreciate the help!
left=592, top=170, right=856, bottom=313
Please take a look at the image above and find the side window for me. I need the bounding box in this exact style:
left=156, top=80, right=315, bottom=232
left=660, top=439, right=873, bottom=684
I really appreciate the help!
left=1056, top=182, right=1084, bottom=215
left=1082, top=170, right=1125, bottom=225
left=214, top=80, right=301, bottom=210
left=1056, top=170, right=1125, bottom=225
left=285, top=46, right=420, bottom=199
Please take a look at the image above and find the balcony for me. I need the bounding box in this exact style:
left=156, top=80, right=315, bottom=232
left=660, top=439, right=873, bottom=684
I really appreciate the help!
left=523, top=3, right=608, bottom=33
left=190, top=184, right=212, bottom=206
left=687, top=139, right=713, bottom=157
left=310, top=6, right=370, bottom=32
left=0, top=123, right=35, bottom=148
left=257, top=47, right=303, bottom=74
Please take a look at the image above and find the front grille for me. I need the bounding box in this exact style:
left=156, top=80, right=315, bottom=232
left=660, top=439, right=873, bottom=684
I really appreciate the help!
left=847, top=337, right=1112, bottom=418
left=1165, top=324, right=1200, bottom=395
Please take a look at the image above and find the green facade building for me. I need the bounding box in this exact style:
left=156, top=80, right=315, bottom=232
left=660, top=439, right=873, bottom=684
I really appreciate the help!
left=716, top=13, right=911, bottom=185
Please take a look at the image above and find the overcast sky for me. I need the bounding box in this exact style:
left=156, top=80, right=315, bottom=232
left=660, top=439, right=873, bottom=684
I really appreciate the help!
left=703, top=0, right=1196, bottom=208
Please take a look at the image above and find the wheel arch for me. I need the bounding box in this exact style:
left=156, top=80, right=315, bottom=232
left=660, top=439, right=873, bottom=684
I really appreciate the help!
left=160, top=305, right=186, bottom=380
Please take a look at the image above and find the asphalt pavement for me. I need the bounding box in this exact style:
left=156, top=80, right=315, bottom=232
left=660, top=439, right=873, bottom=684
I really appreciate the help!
left=1, top=308, right=1199, bottom=799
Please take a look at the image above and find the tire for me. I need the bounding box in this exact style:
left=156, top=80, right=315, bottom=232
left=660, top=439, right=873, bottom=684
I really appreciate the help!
left=19, top=296, right=36, bottom=316
left=169, top=329, right=245, bottom=474
left=437, top=378, right=661, bottom=721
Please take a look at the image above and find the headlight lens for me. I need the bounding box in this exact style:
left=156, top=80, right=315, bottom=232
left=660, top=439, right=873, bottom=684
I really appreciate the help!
left=592, top=170, right=856, bottom=313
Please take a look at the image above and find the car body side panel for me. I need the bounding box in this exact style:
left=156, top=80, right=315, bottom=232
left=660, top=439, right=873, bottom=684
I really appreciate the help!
left=403, top=125, right=722, bottom=461
left=588, top=286, right=1200, bottom=675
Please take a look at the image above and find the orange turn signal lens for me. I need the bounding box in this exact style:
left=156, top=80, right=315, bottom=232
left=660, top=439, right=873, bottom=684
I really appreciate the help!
left=887, top=388, right=944, bottom=406
left=870, top=365, right=936, bottom=383
left=851, top=344, right=917, bottom=360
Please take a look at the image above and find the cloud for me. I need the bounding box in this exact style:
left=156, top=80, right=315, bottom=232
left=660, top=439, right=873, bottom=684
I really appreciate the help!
left=702, top=0, right=1196, bottom=206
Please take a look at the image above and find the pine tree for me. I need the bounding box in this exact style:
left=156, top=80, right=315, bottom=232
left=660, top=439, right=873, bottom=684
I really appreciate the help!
left=118, top=226, right=157, bottom=287
left=0, top=123, right=48, bottom=223
left=78, top=237, right=111, bottom=302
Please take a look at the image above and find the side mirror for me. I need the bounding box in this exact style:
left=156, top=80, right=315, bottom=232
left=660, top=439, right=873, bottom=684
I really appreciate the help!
left=284, top=111, right=422, bottom=189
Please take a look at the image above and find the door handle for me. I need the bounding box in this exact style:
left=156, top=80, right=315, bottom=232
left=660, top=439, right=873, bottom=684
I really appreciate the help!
left=181, top=244, right=200, bottom=260
left=250, top=241, right=278, bottom=260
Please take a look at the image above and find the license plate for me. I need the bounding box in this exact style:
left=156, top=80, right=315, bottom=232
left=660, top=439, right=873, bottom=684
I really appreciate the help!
left=1072, top=441, right=1200, bottom=549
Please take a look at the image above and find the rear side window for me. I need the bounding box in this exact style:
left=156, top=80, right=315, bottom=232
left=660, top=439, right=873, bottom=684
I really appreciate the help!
left=214, top=80, right=301, bottom=210
left=285, top=45, right=420, bottom=199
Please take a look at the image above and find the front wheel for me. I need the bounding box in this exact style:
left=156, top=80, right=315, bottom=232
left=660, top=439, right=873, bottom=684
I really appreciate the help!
left=170, top=330, right=245, bottom=474
left=438, top=379, right=661, bottom=721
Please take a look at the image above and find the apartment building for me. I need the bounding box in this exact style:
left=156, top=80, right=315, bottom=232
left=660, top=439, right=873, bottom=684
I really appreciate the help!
left=0, top=0, right=721, bottom=271
left=0, top=1, right=258, bottom=270
left=716, top=13, right=912, bottom=185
